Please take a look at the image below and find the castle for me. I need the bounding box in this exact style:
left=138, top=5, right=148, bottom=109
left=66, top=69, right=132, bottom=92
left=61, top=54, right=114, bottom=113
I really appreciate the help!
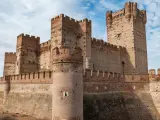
left=0, top=1, right=160, bottom=120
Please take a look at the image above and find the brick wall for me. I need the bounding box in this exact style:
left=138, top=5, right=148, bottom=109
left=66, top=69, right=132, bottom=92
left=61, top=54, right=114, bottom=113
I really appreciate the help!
left=3, top=52, right=16, bottom=76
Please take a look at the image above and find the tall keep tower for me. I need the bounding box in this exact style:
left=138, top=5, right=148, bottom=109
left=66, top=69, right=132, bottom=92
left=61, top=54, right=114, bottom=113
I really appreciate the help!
left=15, top=33, right=40, bottom=74
left=106, top=2, right=148, bottom=74
left=51, top=14, right=92, bottom=70
left=52, top=46, right=83, bottom=120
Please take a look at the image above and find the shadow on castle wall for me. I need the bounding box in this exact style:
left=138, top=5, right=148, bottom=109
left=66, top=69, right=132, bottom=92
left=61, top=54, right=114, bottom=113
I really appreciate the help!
left=83, top=52, right=160, bottom=120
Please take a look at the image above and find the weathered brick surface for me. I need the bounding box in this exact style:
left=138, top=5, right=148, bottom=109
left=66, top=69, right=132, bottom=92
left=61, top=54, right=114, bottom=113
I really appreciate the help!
left=3, top=84, right=52, bottom=120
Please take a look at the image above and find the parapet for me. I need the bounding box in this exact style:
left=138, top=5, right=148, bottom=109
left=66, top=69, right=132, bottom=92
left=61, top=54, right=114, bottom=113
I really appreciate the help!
left=83, top=69, right=148, bottom=82
left=106, top=9, right=124, bottom=25
left=148, top=69, right=160, bottom=81
left=40, top=40, right=51, bottom=48
left=106, top=2, right=146, bottom=25
left=51, top=14, right=91, bottom=27
left=2, top=71, right=52, bottom=84
left=149, top=69, right=156, bottom=75
left=17, top=33, right=40, bottom=41
left=4, top=52, right=16, bottom=64
left=51, top=14, right=79, bottom=24
left=78, top=18, right=91, bottom=24
left=91, top=38, right=119, bottom=51
left=51, top=14, right=64, bottom=23
left=52, top=46, right=83, bottom=63
left=5, top=52, right=16, bottom=56
left=112, top=9, right=124, bottom=17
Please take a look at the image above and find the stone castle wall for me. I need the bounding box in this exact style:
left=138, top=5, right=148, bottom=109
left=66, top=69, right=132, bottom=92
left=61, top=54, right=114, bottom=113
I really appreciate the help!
left=91, top=38, right=125, bottom=73
left=3, top=52, right=16, bottom=76
left=39, top=40, right=51, bottom=70
left=1, top=71, right=160, bottom=120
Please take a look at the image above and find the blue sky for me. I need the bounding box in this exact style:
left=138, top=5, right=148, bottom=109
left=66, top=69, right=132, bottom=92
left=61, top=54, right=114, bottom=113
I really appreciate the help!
left=0, top=0, right=159, bottom=76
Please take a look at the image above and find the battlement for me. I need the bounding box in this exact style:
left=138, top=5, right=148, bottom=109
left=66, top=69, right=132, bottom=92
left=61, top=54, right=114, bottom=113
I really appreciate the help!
left=52, top=46, right=82, bottom=63
left=4, top=52, right=16, bottom=64
left=40, top=40, right=51, bottom=48
left=106, top=2, right=147, bottom=26
left=78, top=18, right=91, bottom=24
left=51, top=14, right=91, bottom=25
left=112, top=9, right=124, bottom=17
left=84, top=69, right=149, bottom=82
left=83, top=69, right=149, bottom=82
left=149, top=69, right=160, bottom=81
left=5, top=52, right=16, bottom=56
left=0, top=71, right=52, bottom=84
left=51, top=14, right=78, bottom=23
left=91, top=38, right=120, bottom=50
left=17, top=33, right=40, bottom=41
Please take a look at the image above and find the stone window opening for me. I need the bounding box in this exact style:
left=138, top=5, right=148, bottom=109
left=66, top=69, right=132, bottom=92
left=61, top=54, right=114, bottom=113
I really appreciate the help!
left=63, top=91, right=69, bottom=97
left=117, top=33, right=121, bottom=37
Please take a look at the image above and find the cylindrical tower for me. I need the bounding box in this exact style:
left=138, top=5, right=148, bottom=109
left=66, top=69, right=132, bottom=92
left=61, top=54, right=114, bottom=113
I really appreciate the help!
left=52, top=46, right=83, bottom=120
left=125, top=2, right=131, bottom=20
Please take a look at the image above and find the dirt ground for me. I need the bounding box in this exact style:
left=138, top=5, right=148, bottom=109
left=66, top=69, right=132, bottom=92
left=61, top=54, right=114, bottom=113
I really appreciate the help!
left=0, top=112, right=47, bottom=120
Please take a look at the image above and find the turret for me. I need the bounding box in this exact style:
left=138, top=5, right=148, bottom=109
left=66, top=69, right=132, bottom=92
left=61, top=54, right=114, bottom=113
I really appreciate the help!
left=133, top=2, right=138, bottom=18
left=141, top=10, right=147, bottom=24
left=125, top=2, right=131, bottom=20
left=158, top=68, right=160, bottom=76
left=15, top=33, right=40, bottom=74
left=106, top=11, right=112, bottom=27
left=149, top=69, right=156, bottom=76
left=51, top=46, right=83, bottom=120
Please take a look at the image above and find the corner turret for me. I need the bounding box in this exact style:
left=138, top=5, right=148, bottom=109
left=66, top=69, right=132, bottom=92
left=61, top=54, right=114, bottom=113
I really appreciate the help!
left=51, top=46, right=83, bottom=120
left=125, top=2, right=131, bottom=20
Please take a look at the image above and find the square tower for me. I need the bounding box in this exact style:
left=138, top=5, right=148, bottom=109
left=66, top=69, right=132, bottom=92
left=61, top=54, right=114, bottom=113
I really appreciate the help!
left=106, top=2, right=148, bottom=74
left=51, top=14, right=92, bottom=69
left=15, top=33, right=40, bottom=74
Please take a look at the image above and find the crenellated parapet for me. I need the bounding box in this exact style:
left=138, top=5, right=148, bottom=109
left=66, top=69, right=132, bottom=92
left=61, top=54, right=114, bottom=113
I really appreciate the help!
left=78, top=18, right=91, bottom=27
left=84, top=69, right=149, bottom=82
left=40, top=40, right=51, bottom=47
left=106, top=2, right=147, bottom=27
left=0, top=71, right=52, bottom=84
left=91, top=38, right=125, bottom=51
left=17, top=33, right=40, bottom=42
left=40, top=40, right=51, bottom=53
left=149, top=69, right=160, bottom=81
left=4, top=52, right=16, bottom=64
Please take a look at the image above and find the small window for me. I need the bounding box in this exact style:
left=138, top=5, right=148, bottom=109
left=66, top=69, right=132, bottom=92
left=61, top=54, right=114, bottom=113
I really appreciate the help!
left=63, top=91, right=69, bottom=97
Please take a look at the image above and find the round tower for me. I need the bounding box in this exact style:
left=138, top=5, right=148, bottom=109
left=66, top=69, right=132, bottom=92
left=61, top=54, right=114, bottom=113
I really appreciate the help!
left=52, top=46, right=83, bottom=120
left=125, top=2, right=131, bottom=20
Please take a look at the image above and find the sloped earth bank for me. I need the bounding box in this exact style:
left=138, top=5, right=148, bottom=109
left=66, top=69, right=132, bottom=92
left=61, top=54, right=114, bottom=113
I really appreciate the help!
left=0, top=112, right=47, bottom=120
left=84, top=92, right=160, bottom=120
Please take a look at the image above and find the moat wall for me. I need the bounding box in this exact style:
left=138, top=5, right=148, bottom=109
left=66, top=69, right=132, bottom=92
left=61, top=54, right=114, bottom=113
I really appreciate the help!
left=3, top=84, right=52, bottom=120
left=1, top=82, right=160, bottom=120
